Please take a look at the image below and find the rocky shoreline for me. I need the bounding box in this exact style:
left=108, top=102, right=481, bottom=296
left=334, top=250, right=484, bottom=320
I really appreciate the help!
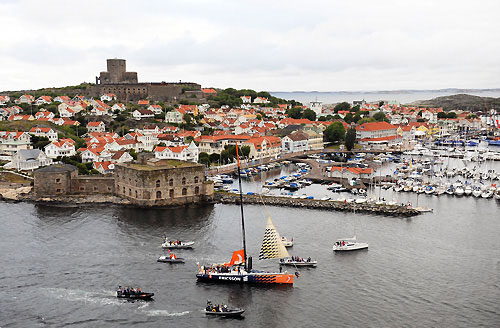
left=214, top=192, right=421, bottom=217
left=0, top=186, right=420, bottom=216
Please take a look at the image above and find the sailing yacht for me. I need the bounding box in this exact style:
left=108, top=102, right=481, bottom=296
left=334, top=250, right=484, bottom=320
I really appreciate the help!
left=196, top=142, right=294, bottom=285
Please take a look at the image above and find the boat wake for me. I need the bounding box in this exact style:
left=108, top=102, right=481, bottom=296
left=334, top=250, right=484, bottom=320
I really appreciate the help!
left=143, top=309, right=190, bottom=317
left=41, top=287, right=120, bottom=306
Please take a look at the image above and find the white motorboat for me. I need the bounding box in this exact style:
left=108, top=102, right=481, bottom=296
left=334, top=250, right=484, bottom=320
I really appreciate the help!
left=481, top=190, right=493, bottom=199
left=333, top=236, right=368, bottom=251
left=161, top=239, right=195, bottom=249
left=414, top=206, right=433, bottom=213
left=494, top=190, right=500, bottom=200
left=464, top=186, right=472, bottom=196
left=472, top=187, right=482, bottom=198
left=281, top=236, right=293, bottom=247
left=454, top=187, right=465, bottom=196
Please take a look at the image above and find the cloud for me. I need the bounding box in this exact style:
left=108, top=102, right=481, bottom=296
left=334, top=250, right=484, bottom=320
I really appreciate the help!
left=1, top=0, right=500, bottom=91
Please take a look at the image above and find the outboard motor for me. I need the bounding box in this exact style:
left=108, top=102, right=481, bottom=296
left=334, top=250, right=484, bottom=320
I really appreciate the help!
left=247, top=256, right=252, bottom=271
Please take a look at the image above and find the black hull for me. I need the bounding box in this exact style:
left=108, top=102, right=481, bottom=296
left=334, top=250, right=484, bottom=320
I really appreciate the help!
left=205, top=309, right=245, bottom=317
left=117, top=292, right=154, bottom=300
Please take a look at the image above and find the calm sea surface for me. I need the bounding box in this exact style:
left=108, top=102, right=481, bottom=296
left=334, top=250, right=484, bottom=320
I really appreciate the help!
left=271, top=90, right=500, bottom=105
left=1, top=163, right=500, bottom=327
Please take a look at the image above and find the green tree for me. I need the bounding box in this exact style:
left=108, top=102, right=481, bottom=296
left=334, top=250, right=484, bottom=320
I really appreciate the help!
left=183, top=113, right=193, bottom=124
left=350, top=104, right=360, bottom=112
left=344, top=127, right=356, bottom=151
left=373, top=111, right=388, bottom=122
left=209, top=153, right=221, bottom=163
left=129, top=149, right=138, bottom=160
left=447, top=112, right=457, bottom=119
left=324, top=122, right=346, bottom=143
left=30, top=135, right=51, bottom=150
left=437, top=112, right=447, bottom=119
left=287, top=107, right=303, bottom=119
left=357, top=117, right=375, bottom=124
left=333, top=102, right=350, bottom=113
left=303, top=108, right=316, bottom=121
left=343, top=112, right=354, bottom=124
left=198, top=152, right=210, bottom=166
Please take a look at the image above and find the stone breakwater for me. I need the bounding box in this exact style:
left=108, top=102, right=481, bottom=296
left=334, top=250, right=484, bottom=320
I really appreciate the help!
left=215, top=192, right=420, bottom=217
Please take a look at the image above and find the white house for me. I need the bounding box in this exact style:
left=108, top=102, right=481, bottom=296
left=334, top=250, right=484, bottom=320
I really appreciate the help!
left=153, top=142, right=199, bottom=162
left=165, top=110, right=183, bottom=124
left=282, top=131, right=308, bottom=153
left=44, top=139, right=76, bottom=158
left=148, top=105, right=163, bottom=115
left=16, top=95, right=35, bottom=104
left=93, top=161, right=115, bottom=174
left=112, top=103, right=127, bottom=112
left=0, top=131, right=32, bottom=160
left=35, top=96, right=52, bottom=105
left=254, top=97, right=270, bottom=104
left=110, top=150, right=133, bottom=163
left=6, top=149, right=52, bottom=171
left=327, top=166, right=374, bottom=180
left=241, top=96, right=252, bottom=104
left=80, top=148, right=112, bottom=163
left=132, top=109, right=154, bottom=120
left=100, top=93, right=117, bottom=102
left=29, top=127, right=58, bottom=141
left=87, top=121, right=106, bottom=133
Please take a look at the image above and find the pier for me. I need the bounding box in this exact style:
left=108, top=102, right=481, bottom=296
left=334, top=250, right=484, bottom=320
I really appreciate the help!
left=215, top=192, right=420, bottom=217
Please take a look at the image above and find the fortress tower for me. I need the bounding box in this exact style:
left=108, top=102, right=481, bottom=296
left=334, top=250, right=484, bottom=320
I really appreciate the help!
left=99, top=58, right=138, bottom=84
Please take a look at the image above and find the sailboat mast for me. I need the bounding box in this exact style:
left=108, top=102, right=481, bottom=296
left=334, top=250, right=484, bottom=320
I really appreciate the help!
left=235, top=142, right=248, bottom=269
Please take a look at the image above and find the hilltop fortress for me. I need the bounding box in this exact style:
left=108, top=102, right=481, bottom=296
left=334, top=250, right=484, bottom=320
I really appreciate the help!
left=90, top=58, right=202, bottom=102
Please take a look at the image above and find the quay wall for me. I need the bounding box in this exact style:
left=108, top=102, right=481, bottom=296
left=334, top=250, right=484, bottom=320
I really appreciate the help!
left=214, top=192, right=420, bottom=217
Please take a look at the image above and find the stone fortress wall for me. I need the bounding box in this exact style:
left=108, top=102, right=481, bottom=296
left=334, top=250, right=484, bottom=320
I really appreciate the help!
left=90, top=59, right=203, bottom=102
left=33, top=155, right=214, bottom=207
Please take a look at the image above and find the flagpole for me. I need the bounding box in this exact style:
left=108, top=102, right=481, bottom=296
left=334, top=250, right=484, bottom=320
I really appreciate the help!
left=235, top=141, right=248, bottom=270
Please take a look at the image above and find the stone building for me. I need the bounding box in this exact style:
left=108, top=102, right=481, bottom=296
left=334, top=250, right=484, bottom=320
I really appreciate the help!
left=91, top=59, right=203, bottom=102
left=114, top=154, right=213, bottom=206
left=34, top=164, right=115, bottom=197
left=34, top=154, right=214, bottom=206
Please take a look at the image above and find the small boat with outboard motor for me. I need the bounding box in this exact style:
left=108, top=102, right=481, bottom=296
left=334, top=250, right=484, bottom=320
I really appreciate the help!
left=157, top=252, right=185, bottom=263
left=279, top=256, right=317, bottom=267
left=205, top=300, right=245, bottom=317
left=281, top=236, right=293, bottom=247
left=116, top=287, right=154, bottom=300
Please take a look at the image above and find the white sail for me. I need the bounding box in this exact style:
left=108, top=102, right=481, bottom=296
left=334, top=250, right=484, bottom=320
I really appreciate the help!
left=259, top=216, right=290, bottom=260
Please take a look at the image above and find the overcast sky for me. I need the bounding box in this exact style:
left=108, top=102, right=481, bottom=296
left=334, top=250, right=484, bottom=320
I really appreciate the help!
left=1, top=0, right=499, bottom=92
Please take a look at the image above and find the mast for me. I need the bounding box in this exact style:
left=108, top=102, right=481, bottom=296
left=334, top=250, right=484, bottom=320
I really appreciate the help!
left=235, top=141, right=248, bottom=269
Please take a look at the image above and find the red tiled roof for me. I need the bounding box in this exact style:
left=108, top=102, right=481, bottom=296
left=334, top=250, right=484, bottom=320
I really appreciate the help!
left=356, top=121, right=396, bottom=131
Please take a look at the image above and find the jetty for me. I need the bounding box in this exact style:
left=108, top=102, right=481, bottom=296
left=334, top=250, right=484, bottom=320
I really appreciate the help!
left=215, top=192, right=420, bottom=217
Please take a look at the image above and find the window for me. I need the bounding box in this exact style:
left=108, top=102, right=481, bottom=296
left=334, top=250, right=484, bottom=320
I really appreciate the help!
left=194, top=176, right=199, bottom=183
left=195, top=186, right=199, bottom=195
left=182, top=177, right=186, bottom=185
left=169, top=178, right=173, bottom=186
left=56, top=189, right=61, bottom=193
left=123, top=186, right=125, bottom=193
left=55, top=178, right=60, bottom=183
left=182, top=188, right=187, bottom=196
left=169, top=189, right=174, bottom=197
left=129, top=188, right=132, bottom=196
left=156, top=180, right=160, bottom=187
left=94, top=186, right=98, bottom=191
left=135, top=190, right=138, bottom=198
left=156, top=191, right=162, bottom=199
left=80, top=187, right=85, bottom=191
